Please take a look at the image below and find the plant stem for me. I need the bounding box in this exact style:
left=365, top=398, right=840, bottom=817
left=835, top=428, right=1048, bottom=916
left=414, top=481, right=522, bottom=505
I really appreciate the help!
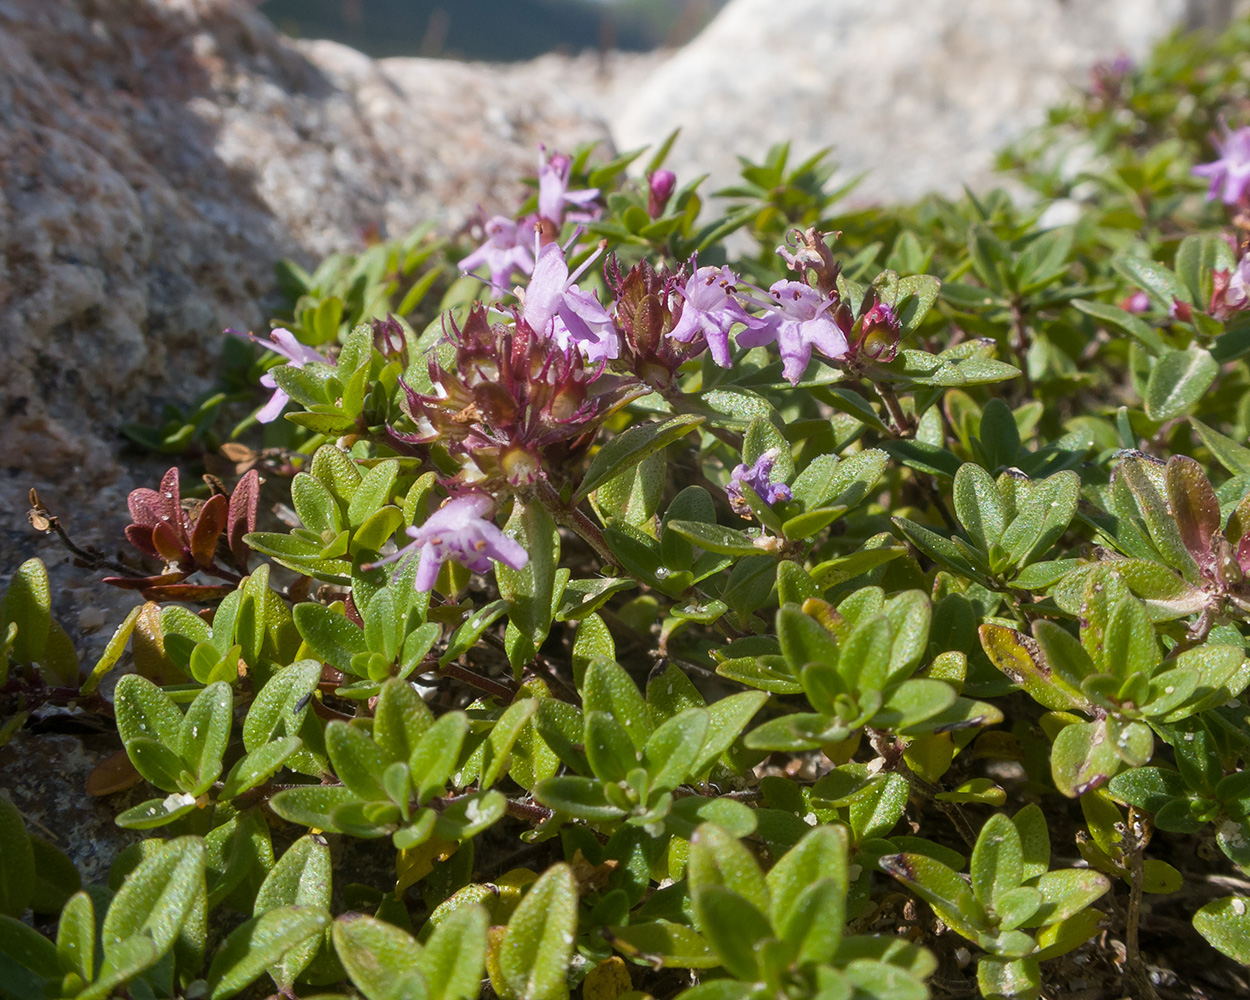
left=527, top=475, right=617, bottom=568
left=873, top=383, right=913, bottom=436
left=437, top=661, right=517, bottom=701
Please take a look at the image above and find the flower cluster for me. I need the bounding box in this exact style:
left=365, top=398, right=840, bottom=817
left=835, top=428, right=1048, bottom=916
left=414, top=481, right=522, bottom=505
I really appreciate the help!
left=400, top=300, right=627, bottom=487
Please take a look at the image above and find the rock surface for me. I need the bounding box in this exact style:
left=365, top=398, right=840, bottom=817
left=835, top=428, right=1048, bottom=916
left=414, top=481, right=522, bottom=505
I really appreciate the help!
left=610, top=0, right=1196, bottom=205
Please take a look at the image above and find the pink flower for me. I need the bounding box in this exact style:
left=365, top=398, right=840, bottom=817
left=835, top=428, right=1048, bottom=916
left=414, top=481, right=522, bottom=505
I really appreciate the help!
left=230, top=328, right=331, bottom=423
left=459, top=215, right=535, bottom=293
left=365, top=494, right=527, bottom=592
left=667, top=263, right=759, bottom=368
left=738, top=280, right=849, bottom=385
left=538, top=150, right=600, bottom=227
left=1193, top=124, right=1250, bottom=204
left=522, top=241, right=620, bottom=362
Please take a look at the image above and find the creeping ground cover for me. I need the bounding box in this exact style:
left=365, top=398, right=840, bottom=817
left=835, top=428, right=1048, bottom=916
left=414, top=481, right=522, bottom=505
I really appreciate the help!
left=15, top=16, right=1250, bottom=1000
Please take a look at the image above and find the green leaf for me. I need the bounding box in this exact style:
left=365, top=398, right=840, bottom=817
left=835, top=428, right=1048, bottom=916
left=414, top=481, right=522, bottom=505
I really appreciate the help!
left=578, top=415, right=704, bottom=502
left=1026, top=869, right=1109, bottom=928
left=114, top=673, right=185, bottom=751
left=0, top=912, right=60, bottom=1000
left=244, top=660, right=322, bottom=750
left=51, top=892, right=95, bottom=992
left=497, top=502, right=560, bottom=669
left=0, top=796, right=33, bottom=918
left=440, top=600, right=509, bottom=668
left=1190, top=417, right=1250, bottom=476
left=970, top=814, right=1024, bottom=909
left=584, top=710, right=639, bottom=783
left=401, top=710, right=465, bottom=805
left=179, top=681, right=232, bottom=793
left=533, top=776, right=624, bottom=821
left=101, top=835, right=206, bottom=965
left=643, top=708, right=709, bottom=793
left=419, top=903, right=488, bottom=1000
left=666, top=520, right=767, bottom=557
left=767, top=825, right=848, bottom=965
left=1116, top=456, right=1200, bottom=580
left=977, top=956, right=1041, bottom=1000
left=374, top=678, right=435, bottom=766
left=1144, top=346, right=1219, bottom=422
left=688, top=823, right=769, bottom=914
left=326, top=721, right=390, bottom=802
left=1193, top=896, right=1250, bottom=965
left=605, top=920, right=719, bottom=968
left=583, top=658, right=653, bottom=751
left=979, top=623, right=1085, bottom=711
left=693, top=691, right=768, bottom=775
left=254, top=835, right=332, bottom=988
left=480, top=699, right=540, bottom=790
left=1073, top=299, right=1166, bottom=356
left=1012, top=805, right=1050, bottom=882
left=1050, top=720, right=1118, bottom=798
left=878, top=852, right=985, bottom=941
left=208, top=906, right=330, bottom=1000
left=690, top=885, right=771, bottom=981
left=778, top=603, right=838, bottom=678
left=874, top=678, right=958, bottom=730
left=793, top=449, right=888, bottom=512
left=998, top=471, right=1079, bottom=569
left=497, top=863, right=578, bottom=1000
left=1, top=559, right=51, bottom=665
left=954, top=464, right=1005, bottom=552
left=294, top=603, right=368, bottom=674
left=348, top=460, right=399, bottom=528
left=27, top=835, right=80, bottom=916
left=333, top=913, right=428, bottom=1000
left=268, top=786, right=363, bottom=834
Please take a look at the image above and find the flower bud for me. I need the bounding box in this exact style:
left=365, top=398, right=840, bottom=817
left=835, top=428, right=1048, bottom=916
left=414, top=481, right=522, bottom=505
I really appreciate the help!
left=647, top=169, right=677, bottom=218
left=856, top=302, right=901, bottom=362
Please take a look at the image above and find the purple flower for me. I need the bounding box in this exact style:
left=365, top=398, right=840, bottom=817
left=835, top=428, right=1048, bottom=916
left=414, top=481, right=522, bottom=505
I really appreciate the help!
left=365, top=494, right=528, bottom=592
left=1193, top=124, right=1250, bottom=204
left=737, top=280, right=849, bottom=385
left=538, top=150, right=600, bottom=227
left=726, top=448, right=791, bottom=516
left=230, top=327, right=330, bottom=423
left=522, top=241, right=620, bottom=362
left=459, top=215, right=535, bottom=293
left=667, top=264, right=759, bottom=367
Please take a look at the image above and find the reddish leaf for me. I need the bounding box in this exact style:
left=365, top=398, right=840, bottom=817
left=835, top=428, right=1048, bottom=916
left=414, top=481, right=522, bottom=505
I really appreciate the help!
left=1166, top=456, right=1221, bottom=572
left=128, top=468, right=182, bottom=527
left=227, top=469, right=260, bottom=571
left=125, top=524, right=159, bottom=559
left=103, top=571, right=188, bottom=591
left=190, top=493, right=228, bottom=568
left=86, top=749, right=143, bottom=796
left=141, top=584, right=236, bottom=602
left=152, top=520, right=188, bottom=566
